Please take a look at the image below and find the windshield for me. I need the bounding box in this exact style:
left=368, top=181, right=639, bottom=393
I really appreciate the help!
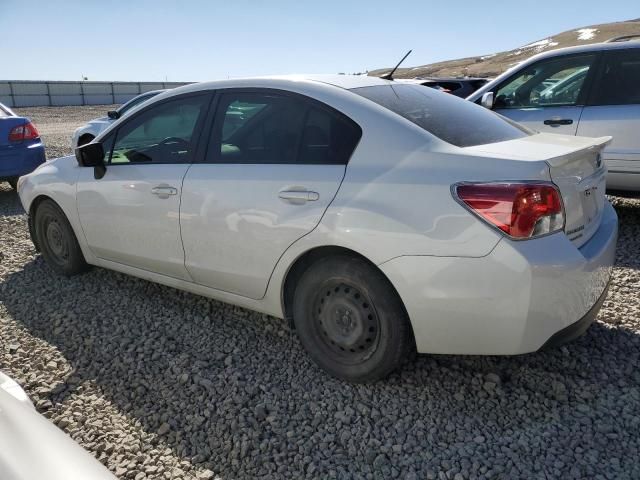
left=118, top=92, right=161, bottom=116
left=350, top=84, right=532, bottom=148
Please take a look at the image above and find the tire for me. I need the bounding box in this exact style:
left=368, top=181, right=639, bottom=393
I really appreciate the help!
left=293, top=255, right=414, bottom=383
left=77, top=134, right=95, bottom=147
left=7, top=178, right=18, bottom=190
left=34, top=199, right=89, bottom=276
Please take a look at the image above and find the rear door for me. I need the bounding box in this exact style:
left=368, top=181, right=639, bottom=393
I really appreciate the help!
left=577, top=48, right=640, bottom=191
left=492, top=53, right=599, bottom=135
left=180, top=89, right=362, bottom=299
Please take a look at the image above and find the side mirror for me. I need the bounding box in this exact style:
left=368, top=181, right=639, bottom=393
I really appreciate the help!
left=107, top=110, right=120, bottom=120
left=481, top=91, right=495, bottom=109
left=75, top=142, right=107, bottom=179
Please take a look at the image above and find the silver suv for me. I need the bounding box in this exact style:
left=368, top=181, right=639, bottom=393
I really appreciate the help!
left=468, top=36, right=640, bottom=193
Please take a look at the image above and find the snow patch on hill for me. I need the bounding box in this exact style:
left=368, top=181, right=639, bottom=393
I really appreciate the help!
left=576, top=28, right=598, bottom=40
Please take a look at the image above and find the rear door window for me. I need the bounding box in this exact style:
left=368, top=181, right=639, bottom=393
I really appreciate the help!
left=351, top=84, right=531, bottom=147
left=588, top=49, right=640, bottom=105
left=210, top=91, right=361, bottom=165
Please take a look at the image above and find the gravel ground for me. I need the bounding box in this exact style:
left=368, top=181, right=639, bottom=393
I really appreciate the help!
left=1, top=106, right=640, bottom=479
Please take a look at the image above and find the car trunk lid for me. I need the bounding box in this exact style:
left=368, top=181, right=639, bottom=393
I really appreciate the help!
left=464, top=133, right=611, bottom=247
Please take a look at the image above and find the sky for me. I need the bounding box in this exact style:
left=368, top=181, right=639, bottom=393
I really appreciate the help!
left=1, top=0, right=638, bottom=82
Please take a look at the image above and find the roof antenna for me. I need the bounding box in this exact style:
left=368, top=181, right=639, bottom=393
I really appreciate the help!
left=380, top=50, right=412, bottom=80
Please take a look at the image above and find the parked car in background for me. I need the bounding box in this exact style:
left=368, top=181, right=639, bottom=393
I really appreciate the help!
left=0, top=103, right=46, bottom=190
left=468, top=36, right=640, bottom=192
left=397, top=77, right=490, bottom=97
left=71, top=89, right=165, bottom=147
left=0, top=371, right=115, bottom=480
left=19, top=75, right=617, bottom=382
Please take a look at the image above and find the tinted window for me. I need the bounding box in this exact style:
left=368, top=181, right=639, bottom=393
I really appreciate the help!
left=494, top=55, right=596, bottom=109
left=212, top=92, right=361, bottom=165
left=351, top=84, right=531, bottom=148
left=109, top=95, right=209, bottom=164
left=590, top=49, right=640, bottom=105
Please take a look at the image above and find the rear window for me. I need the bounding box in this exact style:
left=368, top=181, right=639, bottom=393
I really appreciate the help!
left=350, top=84, right=531, bottom=147
left=0, top=105, right=9, bottom=117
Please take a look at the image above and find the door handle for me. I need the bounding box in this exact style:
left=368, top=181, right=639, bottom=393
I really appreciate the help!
left=278, top=189, right=320, bottom=205
left=543, top=118, right=573, bottom=126
left=151, top=185, right=178, bottom=199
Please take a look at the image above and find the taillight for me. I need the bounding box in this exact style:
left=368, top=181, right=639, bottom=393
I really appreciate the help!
left=454, top=182, right=565, bottom=239
left=8, top=122, right=40, bottom=142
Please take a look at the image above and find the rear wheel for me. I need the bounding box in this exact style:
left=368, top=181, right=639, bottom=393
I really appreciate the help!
left=293, top=255, right=414, bottom=382
left=34, top=199, right=89, bottom=276
left=7, top=178, right=18, bottom=190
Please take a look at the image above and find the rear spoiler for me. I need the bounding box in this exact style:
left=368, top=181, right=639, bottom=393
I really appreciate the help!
left=542, top=136, right=611, bottom=168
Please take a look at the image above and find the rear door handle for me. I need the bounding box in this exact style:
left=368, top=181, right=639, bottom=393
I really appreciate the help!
left=151, top=185, right=178, bottom=199
left=278, top=189, right=320, bottom=205
left=543, top=118, right=573, bottom=126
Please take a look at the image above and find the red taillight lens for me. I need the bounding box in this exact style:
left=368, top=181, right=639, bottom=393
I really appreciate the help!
left=455, top=182, right=565, bottom=239
left=8, top=122, right=40, bottom=142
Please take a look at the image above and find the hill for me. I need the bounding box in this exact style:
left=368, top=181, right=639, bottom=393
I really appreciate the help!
left=369, top=19, right=640, bottom=79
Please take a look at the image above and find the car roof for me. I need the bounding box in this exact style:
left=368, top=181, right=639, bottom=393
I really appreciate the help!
left=507, top=38, right=640, bottom=64
left=468, top=39, right=640, bottom=101
left=159, top=74, right=393, bottom=98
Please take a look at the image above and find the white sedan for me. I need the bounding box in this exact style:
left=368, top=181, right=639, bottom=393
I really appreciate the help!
left=71, top=89, right=165, bottom=147
left=18, top=75, right=618, bottom=382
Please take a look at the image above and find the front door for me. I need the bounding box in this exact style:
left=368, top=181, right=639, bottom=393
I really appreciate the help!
left=76, top=93, right=211, bottom=280
left=492, top=53, right=599, bottom=135
left=180, top=90, right=362, bottom=299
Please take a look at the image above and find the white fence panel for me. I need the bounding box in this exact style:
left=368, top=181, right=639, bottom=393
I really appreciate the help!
left=0, top=80, right=191, bottom=107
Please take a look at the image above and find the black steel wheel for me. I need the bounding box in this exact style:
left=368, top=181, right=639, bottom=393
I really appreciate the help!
left=313, top=281, right=380, bottom=364
left=293, top=255, right=414, bottom=382
left=34, top=199, right=89, bottom=276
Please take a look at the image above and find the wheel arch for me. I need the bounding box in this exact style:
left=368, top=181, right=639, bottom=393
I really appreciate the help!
left=280, top=245, right=413, bottom=339
left=27, top=194, right=57, bottom=251
left=28, top=194, right=86, bottom=258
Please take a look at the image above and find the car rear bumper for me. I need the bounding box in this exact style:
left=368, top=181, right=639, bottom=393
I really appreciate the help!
left=380, top=201, right=618, bottom=355
left=0, top=141, right=46, bottom=180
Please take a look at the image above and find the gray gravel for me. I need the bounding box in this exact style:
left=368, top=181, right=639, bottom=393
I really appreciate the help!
left=1, top=106, right=640, bottom=479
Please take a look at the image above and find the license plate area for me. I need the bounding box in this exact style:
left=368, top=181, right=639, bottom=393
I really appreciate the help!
left=579, top=170, right=606, bottom=226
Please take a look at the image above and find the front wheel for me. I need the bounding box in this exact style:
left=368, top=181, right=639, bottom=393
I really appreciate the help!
left=293, top=255, right=414, bottom=383
left=34, top=199, right=89, bottom=276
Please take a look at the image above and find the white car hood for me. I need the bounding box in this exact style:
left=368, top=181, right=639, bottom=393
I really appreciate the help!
left=0, top=388, right=115, bottom=480
left=87, top=117, right=112, bottom=127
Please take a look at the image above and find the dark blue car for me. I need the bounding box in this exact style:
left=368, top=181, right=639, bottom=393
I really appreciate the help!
left=0, top=102, right=46, bottom=189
